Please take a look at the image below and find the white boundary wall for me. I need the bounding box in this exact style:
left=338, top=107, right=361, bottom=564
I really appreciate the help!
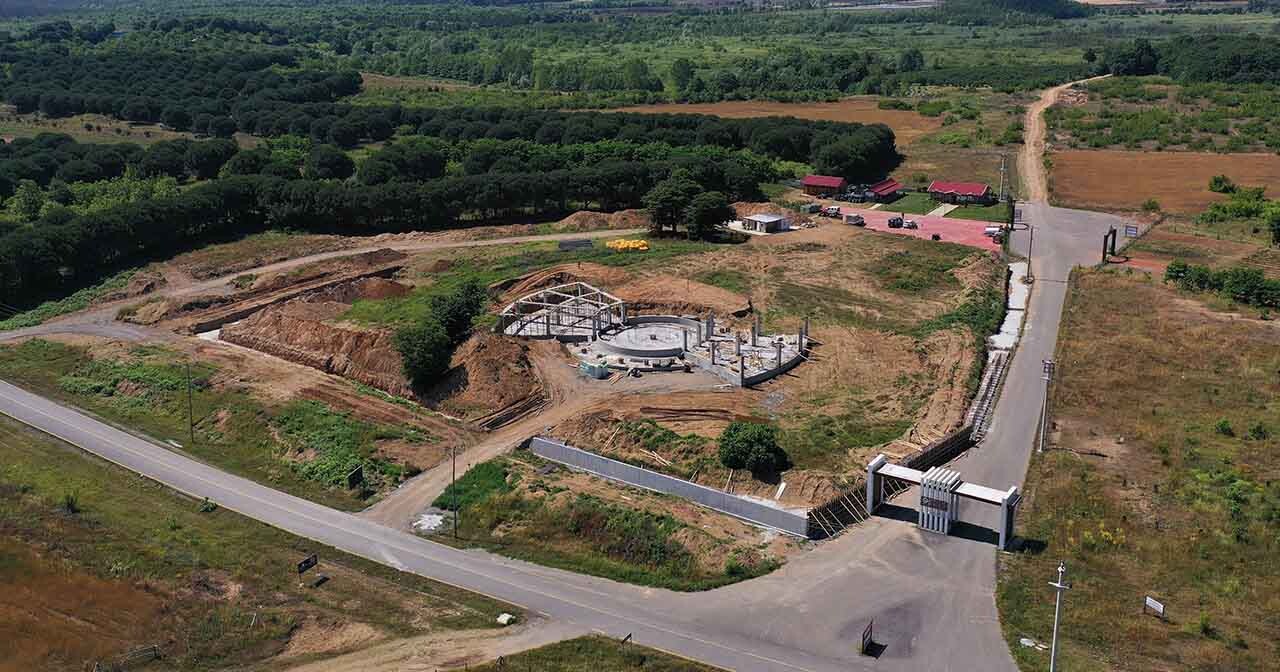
left=529, top=437, right=809, bottom=537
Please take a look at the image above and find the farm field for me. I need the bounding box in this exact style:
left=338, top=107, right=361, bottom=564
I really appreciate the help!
left=0, top=414, right=512, bottom=671
left=998, top=270, right=1280, bottom=672
left=1049, top=150, right=1280, bottom=213
left=613, top=98, right=944, bottom=144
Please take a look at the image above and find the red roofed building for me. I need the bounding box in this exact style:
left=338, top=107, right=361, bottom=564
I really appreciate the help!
left=867, top=178, right=902, bottom=202
left=928, top=181, right=995, bottom=205
left=801, top=174, right=847, bottom=196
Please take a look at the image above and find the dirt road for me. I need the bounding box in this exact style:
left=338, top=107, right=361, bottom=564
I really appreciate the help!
left=282, top=619, right=585, bottom=672
left=1020, top=74, right=1110, bottom=203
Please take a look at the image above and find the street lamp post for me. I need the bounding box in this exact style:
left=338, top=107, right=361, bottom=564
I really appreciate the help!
left=1048, top=561, right=1071, bottom=672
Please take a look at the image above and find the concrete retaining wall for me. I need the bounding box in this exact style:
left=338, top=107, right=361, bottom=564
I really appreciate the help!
left=529, top=437, right=809, bottom=537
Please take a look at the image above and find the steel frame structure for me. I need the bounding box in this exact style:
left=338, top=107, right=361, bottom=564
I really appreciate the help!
left=499, top=282, right=625, bottom=338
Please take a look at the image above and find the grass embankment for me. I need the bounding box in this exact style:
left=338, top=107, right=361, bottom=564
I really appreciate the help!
left=0, top=269, right=137, bottom=331
left=0, top=415, right=510, bottom=671
left=998, top=270, right=1280, bottom=672
left=430, top=456, right=778, bottom=591
left=343, top=236, right=727, bottom=327
left=467, top=635, right=719, bottom=672
left=0, top=339, right=429, bottom=511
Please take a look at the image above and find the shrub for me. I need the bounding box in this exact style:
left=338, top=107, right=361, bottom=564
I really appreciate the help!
left=60, top=492, right=80, bottom=514
left=1142, top=198, right=1161, bottom=212
left=1215, top=418, right=1234, bottom=437
left=1209, top=174, right=1237, bottom=194
left=396, top=316, right=453, bottom=389
left=1246, top=422, right=1269, bottom=441
left=718, top=421, right=790, bottom=476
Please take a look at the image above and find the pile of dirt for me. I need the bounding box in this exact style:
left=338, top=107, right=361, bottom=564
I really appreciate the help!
left=555, top=208, right=651, bottom=231
left=96, top=269, right=167, bottom=304
left=219, top=277, right=415, bottom=398
left=431, top=333, right=545, bottom=422
left=732, top=201, right=813, bottom=225
left=614, top=275, right=752, bottom=317
left=492, top=262, right=631, bottom=299
left=222, top=306, right=411, bottom=398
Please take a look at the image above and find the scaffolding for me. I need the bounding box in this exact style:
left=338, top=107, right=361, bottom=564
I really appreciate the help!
left=499, top=282, right=625, bottom=339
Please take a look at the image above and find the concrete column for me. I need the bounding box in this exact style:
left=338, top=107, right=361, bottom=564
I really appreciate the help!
left=682, top=328, right=688, bottom=353
left=620, top=304, right=627, bottom=324
left=754, top=314, right=761, bottom=346
left=734, top=336, right=741, bottom=356
left=867, top=454, right=887, bottom=513
left=545, top=312, right=552, bottom=335
left=775, top=341, right=783, bottom=368
left=706, top=314, right=715, bottom=339
left=739, top=358, right=745, bottom=387
left=999, top=486, right=1020, bottom=551
left=710, top=342, right=717, bottom=365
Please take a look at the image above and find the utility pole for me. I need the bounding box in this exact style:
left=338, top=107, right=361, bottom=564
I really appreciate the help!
left=1039, top=359, right=1055, bottom=453
left=998, top=153, right=1007, bottom=202
left=1048, top=561, right=1071, bottom=672
left=185, top=362, right=195, bottom=448
left=452, top=446, right=458, bottom=539
left=1026, top=223, right=1036, bottom=283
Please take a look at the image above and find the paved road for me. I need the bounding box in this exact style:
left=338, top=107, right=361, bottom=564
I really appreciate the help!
left=0, top=202, right=1124, bottom=672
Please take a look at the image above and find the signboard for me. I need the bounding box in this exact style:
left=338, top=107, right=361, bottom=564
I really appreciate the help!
left=860, top=619, right=874, bottom=655
left=1143, top=595, right=1166, bottom=620
left=558, top=239, right=593, bottom=251
left=297, top=553, right=318, bottom=575
left=920, top=496, right=950, bottom=512
left=1124, top=225, right=1139, bottom=238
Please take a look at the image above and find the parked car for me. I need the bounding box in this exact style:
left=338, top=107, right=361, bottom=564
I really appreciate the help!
left=887, top=216, right=904, bottom=229
left=983, top=226, right=1003, bottom=237
left=844, top=213, right=865, bottom=226
left=821, top=205, right=841, bottom=218
left=904, top=219, right=919, bottom=229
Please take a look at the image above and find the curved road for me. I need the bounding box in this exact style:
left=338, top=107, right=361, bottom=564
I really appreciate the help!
left=0, top=80, right=1131, bottom=670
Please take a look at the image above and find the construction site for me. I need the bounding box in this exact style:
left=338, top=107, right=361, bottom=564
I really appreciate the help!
left=1, top=201, right=1014, bottom=589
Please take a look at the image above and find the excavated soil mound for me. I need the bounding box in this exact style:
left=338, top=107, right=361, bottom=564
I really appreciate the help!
left=431, top=333, right=544, bottom=422
left=97, top=270, right=167, bottom=304
left=732, top=201, right=814, bottom=225
left=614, top=275, right=752, bottom=317
left=493, top=262, right=631, bottom=299
left=220, top=278, right=414, bottom=398
left=555, top=208, right=651, bottom=231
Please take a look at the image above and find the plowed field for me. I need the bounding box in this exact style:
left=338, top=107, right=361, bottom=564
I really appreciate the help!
left=612, top=98, right=943, bottom=144
left=1051, top=150, right=1280, bottom=213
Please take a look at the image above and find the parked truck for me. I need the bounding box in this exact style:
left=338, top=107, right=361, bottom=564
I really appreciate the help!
left=821, top=205, right=841, bottom=218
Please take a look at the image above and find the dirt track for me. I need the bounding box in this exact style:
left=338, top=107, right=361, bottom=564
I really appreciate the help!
left=1020, top=74, right=1111, bottom=203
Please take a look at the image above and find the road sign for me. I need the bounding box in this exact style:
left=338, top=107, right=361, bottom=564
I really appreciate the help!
left=1143, top=595, right=1166, bottom=620
left=1124, top=225, right=1139, bottom=238
left=860, top=619, right=874, bottom=655
left=297, top=553, right=318, bottom=575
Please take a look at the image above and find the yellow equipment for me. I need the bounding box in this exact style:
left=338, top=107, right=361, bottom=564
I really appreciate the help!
left=606, top=238, right=650, bottom=252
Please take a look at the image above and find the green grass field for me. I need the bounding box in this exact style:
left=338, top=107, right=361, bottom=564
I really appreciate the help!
left=883, top=192, right=938, bottom=215
left=0, top=414, right=509, bottom=671
left=948, top=202, right=1011, bottom=223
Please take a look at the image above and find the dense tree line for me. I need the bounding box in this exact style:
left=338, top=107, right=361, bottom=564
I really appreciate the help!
left=0, top=156, right=749, bottom=308
left=1104, top=36, right=1280, bottom=85
left=1164, top=261, right=1280, bottom=309
left=0, top=47, right=359, bottom=138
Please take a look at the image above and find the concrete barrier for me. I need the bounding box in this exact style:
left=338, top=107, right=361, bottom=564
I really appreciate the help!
left=529, top=437, right=809, bottom=537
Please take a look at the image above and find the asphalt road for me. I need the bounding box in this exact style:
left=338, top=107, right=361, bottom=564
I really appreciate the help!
left=0, top=205, right=1126, bottom=671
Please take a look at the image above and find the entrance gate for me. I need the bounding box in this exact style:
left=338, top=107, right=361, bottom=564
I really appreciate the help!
left=866, top=454, right=1020, bottom=550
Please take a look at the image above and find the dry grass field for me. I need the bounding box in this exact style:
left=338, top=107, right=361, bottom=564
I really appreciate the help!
left=613, top=98, right=944, bottom=144
left=1050, top=150, right=1280, bottom=213
left=998, top=270, right=1280, bottom=672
